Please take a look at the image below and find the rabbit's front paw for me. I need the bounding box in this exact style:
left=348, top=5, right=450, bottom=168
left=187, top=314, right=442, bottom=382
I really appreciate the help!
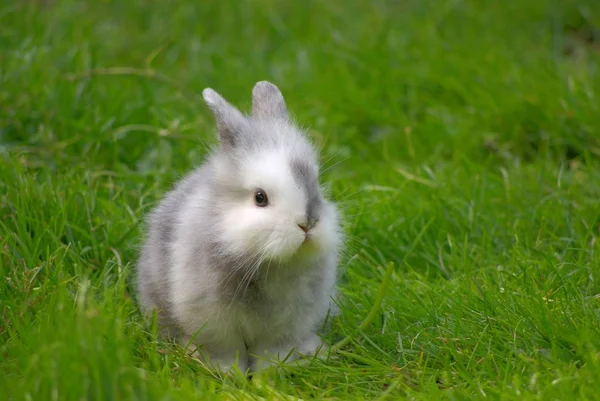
left=249, top=333, right=324, bottom=371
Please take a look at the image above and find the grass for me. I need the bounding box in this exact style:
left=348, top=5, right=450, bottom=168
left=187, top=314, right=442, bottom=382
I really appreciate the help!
left=2, top=0, right=600, bottom=399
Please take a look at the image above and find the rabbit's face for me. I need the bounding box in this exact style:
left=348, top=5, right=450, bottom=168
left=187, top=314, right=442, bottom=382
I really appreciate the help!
left=217, top=148, right=340, bottom=261
left=202, top=81, right=342, bottom=263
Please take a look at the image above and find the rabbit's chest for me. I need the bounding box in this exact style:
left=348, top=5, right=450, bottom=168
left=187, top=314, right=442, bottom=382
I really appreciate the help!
left=235, top=274, right=320, bottom=340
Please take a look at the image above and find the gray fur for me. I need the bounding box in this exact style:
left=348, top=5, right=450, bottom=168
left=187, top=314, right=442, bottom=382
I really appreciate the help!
left=290, top=157, right=321, bottom=228
left=202, top=88, right=249, bottom=149
left=136, top=169, right=207, bottom=338
left=135, top=81, right=342, bottom=373
left=252, top=81, right=289, bottom=120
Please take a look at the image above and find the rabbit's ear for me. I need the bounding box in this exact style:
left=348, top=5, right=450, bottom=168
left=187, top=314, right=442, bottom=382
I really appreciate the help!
left=203, top=88, right=248, bottom=148
left=252, top=81, right=288, bottom=120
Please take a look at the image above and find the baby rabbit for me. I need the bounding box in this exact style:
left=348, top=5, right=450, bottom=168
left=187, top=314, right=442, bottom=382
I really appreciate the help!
left=135, top=81, right=342, bottom=372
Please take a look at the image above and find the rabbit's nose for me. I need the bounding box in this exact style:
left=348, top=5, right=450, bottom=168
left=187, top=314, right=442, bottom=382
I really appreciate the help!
left=297, top=224, right=309, bottom=233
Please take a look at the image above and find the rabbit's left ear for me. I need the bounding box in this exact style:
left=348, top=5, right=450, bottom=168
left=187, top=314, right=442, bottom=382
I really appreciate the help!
left=252, top=81, right=289, bottom=120
left=202, top=87, right=248, bottom=149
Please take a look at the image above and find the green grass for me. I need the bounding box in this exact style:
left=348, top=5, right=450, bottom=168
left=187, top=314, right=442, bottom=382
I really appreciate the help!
left=2, top=0, right=600, bottom=399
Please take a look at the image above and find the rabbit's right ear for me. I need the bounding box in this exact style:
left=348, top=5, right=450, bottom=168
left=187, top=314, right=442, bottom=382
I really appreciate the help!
left=202, top=88, right=248, bottom=149
left=252, top=81, right=288, bottom=120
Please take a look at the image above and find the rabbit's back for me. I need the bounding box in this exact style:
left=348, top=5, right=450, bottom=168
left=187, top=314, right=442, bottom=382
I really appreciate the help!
left=135, top=166, right=211, bottom=337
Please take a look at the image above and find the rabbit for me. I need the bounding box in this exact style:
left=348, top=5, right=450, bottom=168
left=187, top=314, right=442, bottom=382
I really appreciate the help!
left=135, top=81, right=343, bottom=373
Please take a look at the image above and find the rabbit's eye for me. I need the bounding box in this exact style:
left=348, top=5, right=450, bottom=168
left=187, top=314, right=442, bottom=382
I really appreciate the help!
left=254, top=189, right=269, bottom=207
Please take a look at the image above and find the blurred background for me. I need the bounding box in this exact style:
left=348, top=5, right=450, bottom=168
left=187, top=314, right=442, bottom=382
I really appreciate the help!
left=3, top=0, right=599, bottom=169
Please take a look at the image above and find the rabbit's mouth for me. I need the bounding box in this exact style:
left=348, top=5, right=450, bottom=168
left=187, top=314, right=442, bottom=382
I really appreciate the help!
left=302, top=233, right=311, bottom=244
left=297, top=234, right=320, bottom=254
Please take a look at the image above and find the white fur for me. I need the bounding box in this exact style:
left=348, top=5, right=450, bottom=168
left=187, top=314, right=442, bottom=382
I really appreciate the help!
left=220, top=149, right=306, bottom=258
left=167, top=163, right=341, bottom=371
left=136, top=81, right=342, bottom=373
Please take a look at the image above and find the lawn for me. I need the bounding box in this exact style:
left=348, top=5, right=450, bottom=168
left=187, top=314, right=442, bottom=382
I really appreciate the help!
left=2, top=0, right=600, bottom=399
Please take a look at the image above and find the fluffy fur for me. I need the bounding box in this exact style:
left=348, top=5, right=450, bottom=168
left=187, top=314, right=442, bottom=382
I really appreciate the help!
left=135, top=81, right=343, bottom=372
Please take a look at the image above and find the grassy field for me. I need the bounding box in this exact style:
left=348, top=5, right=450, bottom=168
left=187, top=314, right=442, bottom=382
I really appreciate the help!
left=2, top=0, right=600, bottom=399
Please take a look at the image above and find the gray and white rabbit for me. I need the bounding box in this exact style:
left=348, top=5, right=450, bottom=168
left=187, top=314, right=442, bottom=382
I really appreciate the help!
left=135, top=81, right=343, bottom=372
